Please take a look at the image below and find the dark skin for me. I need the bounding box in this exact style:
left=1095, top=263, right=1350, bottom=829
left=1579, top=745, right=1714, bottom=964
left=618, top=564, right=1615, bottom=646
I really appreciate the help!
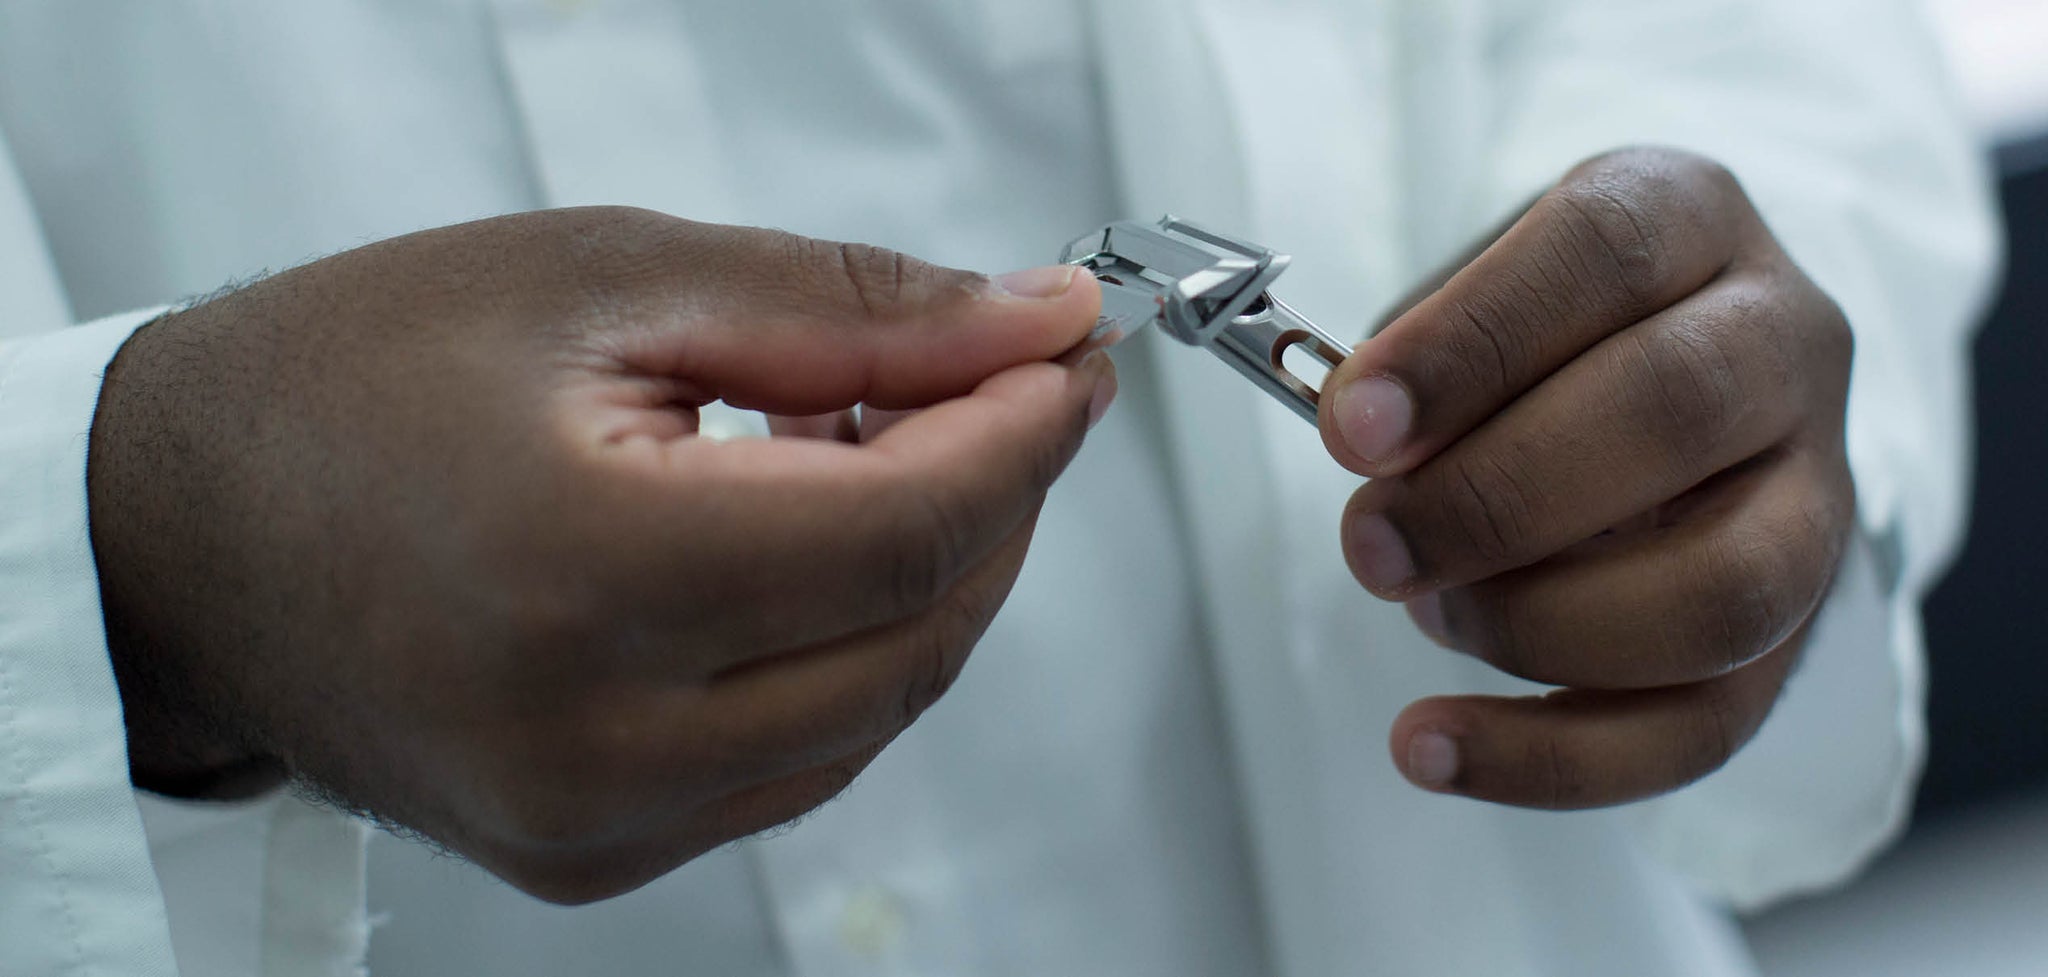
left=89, top=206, right=1113, bottom=904
left=92, top=146, right=1854, bottom=906
left=1320, top=147, right=1855, bottom=809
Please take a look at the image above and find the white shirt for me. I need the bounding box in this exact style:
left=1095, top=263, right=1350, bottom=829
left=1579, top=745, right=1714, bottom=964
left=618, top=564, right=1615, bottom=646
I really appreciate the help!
left=0, top=2, right=1999, bottom=976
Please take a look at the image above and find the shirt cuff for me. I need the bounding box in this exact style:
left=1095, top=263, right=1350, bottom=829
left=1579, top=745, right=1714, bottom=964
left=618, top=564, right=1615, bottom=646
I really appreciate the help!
left=1626, top=524, right=1922, bottom=911
left=0, top=310, right=180, bottom=976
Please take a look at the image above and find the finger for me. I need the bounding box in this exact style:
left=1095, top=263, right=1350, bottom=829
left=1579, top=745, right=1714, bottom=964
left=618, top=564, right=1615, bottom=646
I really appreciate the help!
left=1410, top=446, right=1852, bottom=689
left=691, top=503, right=1043, bottom=789
left=1389, top=634, right=1803, bottom=809
left=614, top=354, right=1114, bottom=666
left=692, top=736, right=893, bottom=849
left=474, top=503, right=1033, bottom=886
left=766, top=410, right=861, bottom=442
left=1320, top=149, right=1756, bottom=476
left=1340, top=271, right=1829, bottom=596
left=577, top=214, right=1104, bottom=413
left=481, top=737, right=894, bottom=906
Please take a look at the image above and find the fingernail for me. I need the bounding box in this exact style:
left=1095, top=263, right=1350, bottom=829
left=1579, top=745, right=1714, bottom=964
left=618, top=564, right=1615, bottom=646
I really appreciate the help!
left=1089, top=350, right=1122, bottom=426
left=1406, top=592, right=1452, bottom=648
left=1333, top=376, right=1413, bottom=464
left=991, top=265, right=1078, bottom=300
left=1345, top=513, right=1415, bottom=594
left=1406, top=730, right=1460, bottom=789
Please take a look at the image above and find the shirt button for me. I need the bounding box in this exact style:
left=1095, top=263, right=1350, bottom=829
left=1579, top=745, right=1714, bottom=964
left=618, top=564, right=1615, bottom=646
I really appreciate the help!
left=836, top=884, right=908, bottom=959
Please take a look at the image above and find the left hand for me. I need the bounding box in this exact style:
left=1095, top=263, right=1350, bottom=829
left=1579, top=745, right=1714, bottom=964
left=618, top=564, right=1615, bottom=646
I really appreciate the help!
left=1318, top=147, right=1856, bottom=809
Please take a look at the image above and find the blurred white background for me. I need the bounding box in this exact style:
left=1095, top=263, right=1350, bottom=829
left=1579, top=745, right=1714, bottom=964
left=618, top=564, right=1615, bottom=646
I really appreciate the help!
left=1930, top=0, right=2048, bottom=145
left=1743, top=3, right=2048, bottom=976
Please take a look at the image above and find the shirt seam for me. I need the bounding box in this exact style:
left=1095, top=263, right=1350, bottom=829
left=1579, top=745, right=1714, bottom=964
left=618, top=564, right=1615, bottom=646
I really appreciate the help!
left=0, top=341, right=96, bottom=975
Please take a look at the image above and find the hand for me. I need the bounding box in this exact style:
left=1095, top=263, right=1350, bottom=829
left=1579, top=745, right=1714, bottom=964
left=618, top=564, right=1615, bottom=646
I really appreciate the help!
left=1318, top=148, right=1855, bottom=809
left=88, top=207, right=1112, bottom=902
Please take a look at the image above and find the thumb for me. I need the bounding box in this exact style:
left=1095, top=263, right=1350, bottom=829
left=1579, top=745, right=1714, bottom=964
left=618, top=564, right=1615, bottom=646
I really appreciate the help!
left=603, top=222, right=1102, bottom=415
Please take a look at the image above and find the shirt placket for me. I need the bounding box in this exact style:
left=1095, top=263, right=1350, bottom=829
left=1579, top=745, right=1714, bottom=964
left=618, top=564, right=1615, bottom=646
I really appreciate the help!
left=483, top=3, right=986, bottom=974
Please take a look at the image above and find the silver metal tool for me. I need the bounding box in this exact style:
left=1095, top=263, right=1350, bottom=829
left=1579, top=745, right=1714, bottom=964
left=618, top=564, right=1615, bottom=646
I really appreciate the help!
left=1059, top=216, right=1352, bottom=424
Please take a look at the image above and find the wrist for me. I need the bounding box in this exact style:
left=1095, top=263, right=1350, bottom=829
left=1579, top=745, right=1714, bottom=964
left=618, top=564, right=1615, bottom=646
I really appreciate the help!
left=89, top=313, right=286, bottom=800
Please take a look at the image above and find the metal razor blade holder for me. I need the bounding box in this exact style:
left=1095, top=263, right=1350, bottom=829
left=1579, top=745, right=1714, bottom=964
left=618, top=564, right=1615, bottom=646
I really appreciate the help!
left=1059, top=216, right=1351, bottom=424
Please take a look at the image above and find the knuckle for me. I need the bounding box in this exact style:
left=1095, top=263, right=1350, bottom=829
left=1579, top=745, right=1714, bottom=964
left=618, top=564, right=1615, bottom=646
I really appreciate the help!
left=1556, top=148, right=1738, bottom=310
left=992, top=380, right=1082, bottom=496
left=1551, top=179, right=1674, bottom=310
left=1434, top=452, right=1544, bottom=571
left=1588, top=146, right=1742, bottom=211
left=1434, top=287, right=1549, bottom=394
left=556, top=205, right=671, bottom=250
left=1799, top=281, right=1856, bottom=391
left=1523, top=730, right=1590, bottom=809
left=898, top=570, right=1004, bottom=725
left=1456, top=586, right=1539, bottom=679
left=478, top=762, right=622, bottom=852
left=1028, top=413, right=1085, bottom=494
left=813, top=752, right=875, bottom=804
left=500, top=577, right=602, bottom=656
left=815, top=240, right=938, bottom=322
left=882, top=481, right=972, bottom=615
left=482, top=832, right=675, bottom=906
left=1823, top=309, right=1855, bottom=389
left=1692, top=532, right=1798, bottom=672
left=899, top=605, right=978, bottom=726
left=1674, top=682, right=1751, bottom=786
left=554, top=206, right=694, bottom=290
left=1610, top=146, right=1739, bottom=195
left=1721, top=279, right=1801, bottom=384
left=1629, top=323, right=1748, bottom=462
left=487, top=857, right=609, bottom=907
left=469, top=698, right=698, bottom=855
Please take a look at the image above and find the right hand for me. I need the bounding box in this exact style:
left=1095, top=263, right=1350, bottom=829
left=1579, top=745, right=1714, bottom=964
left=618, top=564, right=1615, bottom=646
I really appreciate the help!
left=87, top=207, right=1112, bottom=903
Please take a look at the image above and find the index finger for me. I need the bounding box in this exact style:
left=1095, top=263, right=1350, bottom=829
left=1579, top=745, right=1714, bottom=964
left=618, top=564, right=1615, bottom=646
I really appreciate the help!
left=581, top=216, right=1107, bottom=414
left=606, top=355, right=1115, bottom=665
left=1318, top=149, right=1750, bottom=476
